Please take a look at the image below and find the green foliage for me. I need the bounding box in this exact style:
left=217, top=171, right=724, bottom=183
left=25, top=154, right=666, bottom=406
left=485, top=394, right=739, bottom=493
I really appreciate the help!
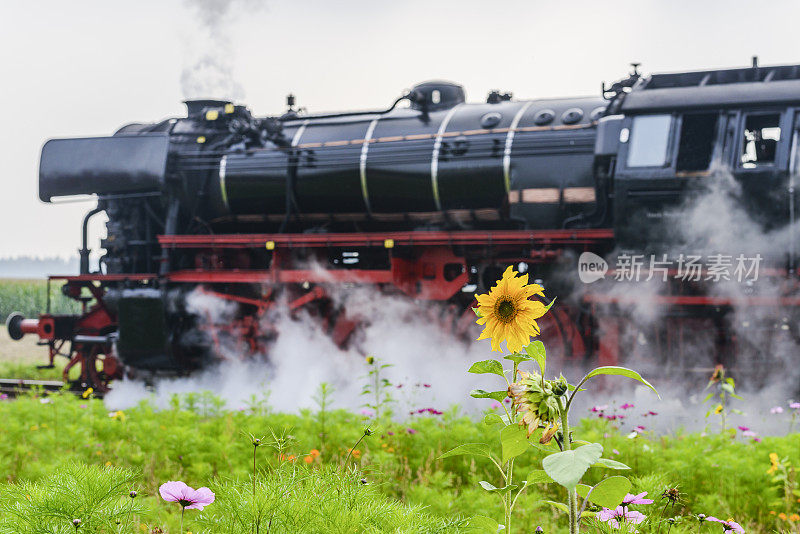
left=196, top=464, right=467, bottom=533
left=0, top=463, right=143, bottom=533
left=361, top=356, right=394, bottom=420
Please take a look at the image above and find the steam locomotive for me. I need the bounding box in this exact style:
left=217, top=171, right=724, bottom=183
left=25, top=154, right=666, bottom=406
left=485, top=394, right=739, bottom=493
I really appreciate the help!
left=8, top=59, right=800, bottom=391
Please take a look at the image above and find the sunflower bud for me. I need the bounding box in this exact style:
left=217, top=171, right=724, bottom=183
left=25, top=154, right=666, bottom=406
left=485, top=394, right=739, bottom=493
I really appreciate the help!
left=508, top=370, right=562, bottom=440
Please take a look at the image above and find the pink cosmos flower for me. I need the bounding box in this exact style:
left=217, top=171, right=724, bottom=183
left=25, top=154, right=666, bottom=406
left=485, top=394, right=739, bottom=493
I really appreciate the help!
left=622, top=492, right=654, bottom=505
left=490, top=401, right=502, bottom=410
left=770, top=406, right=784, bottom=414
left=620, top=403, right=634, bottom=410
left=742, top=430, right=757, bottom=438
left=790, top=402, right=800, bottom=410
left=737, top=426, right=749, bottom=432
left=642, top=411, right=658, bottom=417
left=598, top=506, right=647, bottom=528
left=0, top=394, right=8, bottom=401
left=159, top=481, right=215, bottom=510
left=612, top=449, right=621, bottom=456
left=591, top=405, right=608, bottom=413
left=706, top=516, right=745, bottom=533
left=406, top=428, right=417, bottom=435
left=360, top=409, right=374, bottom=417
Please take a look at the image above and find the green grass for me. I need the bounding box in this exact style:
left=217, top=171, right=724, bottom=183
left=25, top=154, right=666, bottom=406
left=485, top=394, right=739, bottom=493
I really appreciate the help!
left=0, top=392, right=795, bottom=533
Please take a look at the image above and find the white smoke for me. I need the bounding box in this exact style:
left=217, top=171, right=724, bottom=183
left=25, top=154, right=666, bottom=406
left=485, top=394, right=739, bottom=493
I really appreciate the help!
left=105, top=285, right=507, bottom=417
left=180, top=0, right=268, bottom=100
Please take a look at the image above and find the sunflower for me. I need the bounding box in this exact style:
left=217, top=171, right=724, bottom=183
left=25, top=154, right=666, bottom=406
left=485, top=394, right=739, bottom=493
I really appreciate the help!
left=475, top=265, right=549, bottom=353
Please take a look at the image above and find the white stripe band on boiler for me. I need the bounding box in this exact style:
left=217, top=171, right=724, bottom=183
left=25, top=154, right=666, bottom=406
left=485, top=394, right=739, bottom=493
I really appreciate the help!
left=359, top=118, right=380, bottom=213
left=503, top=101, right=535, bottom=193
left=430, top=104, right=464, bottom=211
left=291, top=120, right=310, bottom=147
left=219, top=155, right=229, bottom=210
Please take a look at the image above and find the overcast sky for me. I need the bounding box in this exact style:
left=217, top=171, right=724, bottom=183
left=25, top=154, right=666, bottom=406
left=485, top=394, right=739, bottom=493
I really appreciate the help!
left=1, top=0, right=799, bottom=260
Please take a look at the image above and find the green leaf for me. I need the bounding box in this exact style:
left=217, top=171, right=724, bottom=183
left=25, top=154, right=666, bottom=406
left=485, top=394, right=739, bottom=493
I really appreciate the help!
left=478, top=480, right=518, bottom=494
left=483, top=413, right=504, bottom=426
left=527, top=469, right=554, bottom=484
left=575, top=476, right=631, bottom=509
left=720, top=383, right=735, bottom=394
left=523, top=340, right=547, bottom=376
left=470, top=389, right=508, bottom=402
left=468, top=360, right=506, bottom=377
left=504, top=353, right=533, bottom=365
left=439, top=443, right=494, bottom=460
left=592, top=458, right=631, bottom=470
left=702, top=392, right=714, bottom=403
left=466, top=515, right=504, bottom=533
left=543, top=500, right=569, bottom=514
left=582, top=367, right=659, bottom=397
left=542, top=443, right=603, bottom=490
left=500, top=424, right=530, bottom=464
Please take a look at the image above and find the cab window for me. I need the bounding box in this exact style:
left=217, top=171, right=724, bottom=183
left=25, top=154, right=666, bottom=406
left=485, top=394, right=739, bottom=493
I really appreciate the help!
left=741, top=113, right=780, bottom=168
left=627, top=114, right=672, bottom=167
left=677, top=113, right=718, bottom=171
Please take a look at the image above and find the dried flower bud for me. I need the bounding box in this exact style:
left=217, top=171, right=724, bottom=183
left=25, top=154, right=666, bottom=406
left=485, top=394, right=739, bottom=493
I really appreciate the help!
left=129, top=490, right=137, bottom=498
left=363, top=428, right=372, bottom=436
left=72, top=519, right=81, bottom=526
left=535, top=528, right=544, bottom=533
left=360, top=478, right=368, bottom=485
left=253, top=438, right=261, bottom=447
left=697, top=514, right=706, bottom=523
left=365, top=356, right=375, bottom=365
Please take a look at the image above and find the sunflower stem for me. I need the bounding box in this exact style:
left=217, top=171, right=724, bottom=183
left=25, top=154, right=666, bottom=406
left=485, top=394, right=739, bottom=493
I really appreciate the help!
left=558, top=397, right=579, bottom=534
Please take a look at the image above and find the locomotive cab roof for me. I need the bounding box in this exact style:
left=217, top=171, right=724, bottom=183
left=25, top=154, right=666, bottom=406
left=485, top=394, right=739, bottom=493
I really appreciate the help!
left=622, top=62, right=800, bottom=112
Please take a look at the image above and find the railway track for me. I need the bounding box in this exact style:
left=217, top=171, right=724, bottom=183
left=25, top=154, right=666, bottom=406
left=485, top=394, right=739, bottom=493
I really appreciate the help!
left=0, top=378, right=69, bottom=397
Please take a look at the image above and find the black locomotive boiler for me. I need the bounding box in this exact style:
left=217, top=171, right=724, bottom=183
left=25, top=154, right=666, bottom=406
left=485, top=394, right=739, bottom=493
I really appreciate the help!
left=8, top=60, right=800, bottom=391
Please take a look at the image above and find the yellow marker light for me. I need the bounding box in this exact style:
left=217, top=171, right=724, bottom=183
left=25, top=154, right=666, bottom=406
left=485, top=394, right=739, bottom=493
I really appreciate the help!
left=196, top=136, right=206, bottom=144
left=265, top=241, right=275, bottom=250
left=384, top=239, right=394, bottom=249
left=224, top=103, right=235, bottom=114
left=205, top=110, right=219, bottom=121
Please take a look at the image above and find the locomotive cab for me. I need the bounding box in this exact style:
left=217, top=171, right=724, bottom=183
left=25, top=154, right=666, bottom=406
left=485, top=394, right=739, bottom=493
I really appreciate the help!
left=609, top=62, right=800, bottom=250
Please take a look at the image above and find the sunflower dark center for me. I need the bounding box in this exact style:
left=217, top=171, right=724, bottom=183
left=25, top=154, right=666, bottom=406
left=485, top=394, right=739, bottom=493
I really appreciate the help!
left=495, top=299, right=517, bottom=322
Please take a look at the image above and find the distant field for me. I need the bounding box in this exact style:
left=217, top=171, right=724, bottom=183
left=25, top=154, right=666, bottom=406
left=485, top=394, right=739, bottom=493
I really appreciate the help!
left=0, top=279, right=76, bottom=379
left=0, top=278, right=80, bottom=323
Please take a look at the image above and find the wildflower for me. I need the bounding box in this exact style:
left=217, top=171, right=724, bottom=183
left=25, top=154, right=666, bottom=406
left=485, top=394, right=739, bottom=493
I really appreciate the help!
left=489, top=401, right=502, bottom=410
left=423, top=384, right=431, bottom=388
left=708, top=364, right=724, bottom=384
left=742, top=430, right=757, bottom=438
left=108, top=411, right=126, bottom=421
left=770, top=406, right=784, bottom=414
left=790, top=514, right=799, bottom=521
left=360, top=478, right=368, bottom=485
left=130, top=491, right=137, bottom=498
left=406, top=428, right=417, bottom=435
left=79, top=404, right=87, bottom=409
left=598, top=506, right=646, bottom=528
left=349, top=449, right=361, bottom=458
left=612, top=449, right=620, bottom=456
left=706, top=516, right=745, bottom=532
left=713, top=405, right=723, bottom=415
left=309, top=449, right=320, bottom=457
left=778, top=513, right=787, bottom=520
left=0, top=393, right=8, bottom=400
left=620, top=403, right=634, bottom=410
left=303, top=455, right=313, bottom=464
left=72, top=519, right=81, bottom=527
left=39, top=398, right=52, bottom=404
left=591, top=405, right=608, bottom=413
left=82, top=388, right=93, bottom=399
left=644, top=411, right=658, bottom=416
left=661, top=487, right=682, bottom=504
left=622, top=492, right=654, bottom=505
left=508, top=370, right=563, bottom=441
left=159, top=481, right=215, bottom=510
left=790, top=402, right=800, bottom=410
left=767, top=453, right=780, bottom=474
left=365, top=355, right=374, bottom=365
left=737, top=426, right=749, bottom=432
left=474, top=265, right=549, bottom=353
left=360, top=409, right=374, bottom=417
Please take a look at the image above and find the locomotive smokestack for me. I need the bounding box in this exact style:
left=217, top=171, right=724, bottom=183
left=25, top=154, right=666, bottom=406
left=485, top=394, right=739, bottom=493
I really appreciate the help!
left=752, top=55, right=759, bottom=69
